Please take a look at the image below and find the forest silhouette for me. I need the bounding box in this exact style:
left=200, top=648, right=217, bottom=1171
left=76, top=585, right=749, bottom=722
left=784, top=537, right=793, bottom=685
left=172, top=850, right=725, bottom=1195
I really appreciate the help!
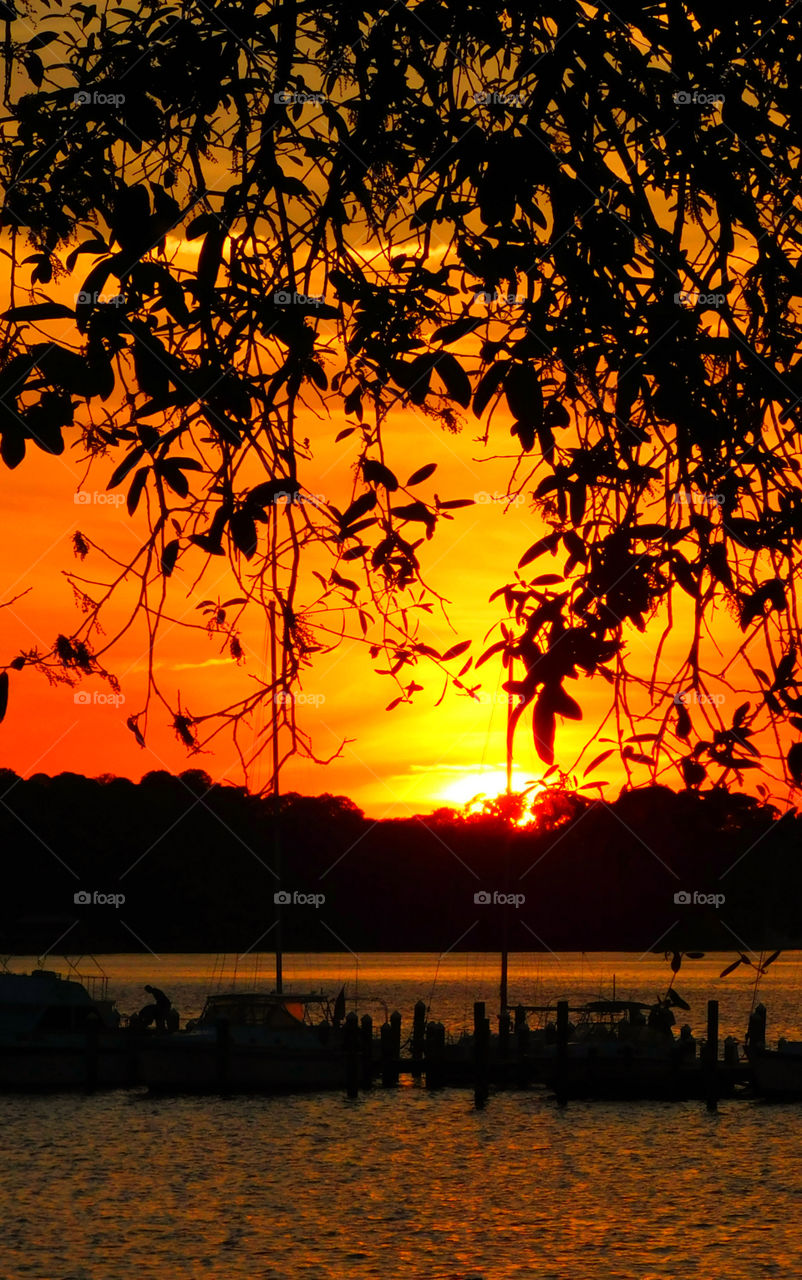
left=0, top=768, right=797, bottom=954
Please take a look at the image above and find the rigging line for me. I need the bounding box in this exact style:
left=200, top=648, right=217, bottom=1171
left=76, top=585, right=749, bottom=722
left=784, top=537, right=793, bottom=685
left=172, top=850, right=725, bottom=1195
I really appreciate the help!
left=249, top=609, right=271, bottom=794
left=750, top=949, right=765, bottom=1016
left=479, top=645, right=506, bottom=776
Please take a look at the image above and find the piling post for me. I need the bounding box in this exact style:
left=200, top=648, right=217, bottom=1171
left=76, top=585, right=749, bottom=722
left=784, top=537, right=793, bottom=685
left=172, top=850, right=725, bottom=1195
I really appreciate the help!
left=390, top=1010, right=402, bottom=1061
left=555, top=1000, right=569, bottom=1107
left=517, top=1019, right=531, bottom=1089
left=360, top=1014, right=373, bottom=1090
left=412, top=1000, right=426, bottom=1079
left=498, top=1010, right=511, bottom=1059
left=380, top=1021, right=397, bottom=1087
left=344, top=1011, right=360, bottom=1098
left=425, top=1021, right=445, bottom=1090
left=474, top=1001, right=490, bottom=1108
left=706, top=999, right=719, bottom=1112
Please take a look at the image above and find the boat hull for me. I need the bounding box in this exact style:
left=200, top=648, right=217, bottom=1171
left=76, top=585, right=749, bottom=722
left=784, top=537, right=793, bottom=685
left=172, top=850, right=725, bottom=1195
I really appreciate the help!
left=139, top=1036, right=347, bottom=1093
left=0, top=1037, right=139, bottom=1090
left=750, top=1049, right=802, bottom=1099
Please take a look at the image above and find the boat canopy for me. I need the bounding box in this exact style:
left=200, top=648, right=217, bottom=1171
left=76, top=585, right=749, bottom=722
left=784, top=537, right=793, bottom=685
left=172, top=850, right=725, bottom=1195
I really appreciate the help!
left=200, top=992, right=328, bottom=1028
left=582, top=1001, right=652, bottom=1014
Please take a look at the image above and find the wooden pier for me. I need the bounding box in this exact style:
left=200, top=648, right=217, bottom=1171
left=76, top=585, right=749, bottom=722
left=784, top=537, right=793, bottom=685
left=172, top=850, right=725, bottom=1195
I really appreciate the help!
left=337, top=998, right=752, bottom=1107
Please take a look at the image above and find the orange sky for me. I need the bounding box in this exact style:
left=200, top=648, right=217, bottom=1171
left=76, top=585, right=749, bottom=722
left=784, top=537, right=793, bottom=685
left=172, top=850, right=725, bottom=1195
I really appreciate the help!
left=0, top=233, right=791, bottom=817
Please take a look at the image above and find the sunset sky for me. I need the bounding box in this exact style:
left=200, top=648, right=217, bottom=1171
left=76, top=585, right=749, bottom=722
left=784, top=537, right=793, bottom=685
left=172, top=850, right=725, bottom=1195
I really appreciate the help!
left=0, top=300, right=774, bottom=818
left=0, top=73, right=790, bottom=818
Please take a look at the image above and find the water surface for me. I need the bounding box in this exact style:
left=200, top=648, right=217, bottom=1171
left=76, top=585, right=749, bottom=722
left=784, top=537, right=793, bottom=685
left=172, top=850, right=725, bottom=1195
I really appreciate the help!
left=4, top=952, right=802, bottom=1278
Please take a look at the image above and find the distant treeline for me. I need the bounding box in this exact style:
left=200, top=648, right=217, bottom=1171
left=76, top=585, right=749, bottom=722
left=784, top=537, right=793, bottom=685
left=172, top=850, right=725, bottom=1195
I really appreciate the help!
left=0, top=769, right=798, bottom=956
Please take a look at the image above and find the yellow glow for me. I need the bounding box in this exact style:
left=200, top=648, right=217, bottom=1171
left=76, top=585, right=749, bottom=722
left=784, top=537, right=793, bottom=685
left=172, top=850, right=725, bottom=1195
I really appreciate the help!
left=439, top=768, right=533, bottom=808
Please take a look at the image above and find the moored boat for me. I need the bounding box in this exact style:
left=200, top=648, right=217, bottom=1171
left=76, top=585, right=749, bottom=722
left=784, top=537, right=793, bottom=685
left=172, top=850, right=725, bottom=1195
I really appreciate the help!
left=139, top=989, right=347, bottom=1092
left=0, top=967, right=133, bottom=1089
left=749, top=1041, right=802, bottom=1098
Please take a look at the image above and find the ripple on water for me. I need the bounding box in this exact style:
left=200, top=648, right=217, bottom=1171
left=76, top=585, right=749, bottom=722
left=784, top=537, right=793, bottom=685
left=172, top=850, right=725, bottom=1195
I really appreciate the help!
left=3, top=1083, right=802, bottom=1278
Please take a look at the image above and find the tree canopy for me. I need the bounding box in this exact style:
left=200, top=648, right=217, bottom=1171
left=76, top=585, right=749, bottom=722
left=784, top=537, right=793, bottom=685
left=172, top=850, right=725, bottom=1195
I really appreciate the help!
left=2, top=2, right=802, bottom=796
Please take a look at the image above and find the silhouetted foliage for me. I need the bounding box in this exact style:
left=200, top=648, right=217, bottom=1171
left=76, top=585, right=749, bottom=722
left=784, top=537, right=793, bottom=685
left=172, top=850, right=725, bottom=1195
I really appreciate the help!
left=1, top=4, right=802, bottom=791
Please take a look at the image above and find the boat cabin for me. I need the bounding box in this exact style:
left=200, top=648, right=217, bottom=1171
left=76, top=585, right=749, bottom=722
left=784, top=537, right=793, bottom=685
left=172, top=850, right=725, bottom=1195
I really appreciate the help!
left=194, top=992, right=331, bottom=1030
left=0, top=969, right=120, bottom=1035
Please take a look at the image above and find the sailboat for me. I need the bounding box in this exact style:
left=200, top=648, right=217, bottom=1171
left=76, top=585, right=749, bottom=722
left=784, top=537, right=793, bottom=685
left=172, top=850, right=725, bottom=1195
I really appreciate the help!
left=138, top=602, right=352, bottom=1092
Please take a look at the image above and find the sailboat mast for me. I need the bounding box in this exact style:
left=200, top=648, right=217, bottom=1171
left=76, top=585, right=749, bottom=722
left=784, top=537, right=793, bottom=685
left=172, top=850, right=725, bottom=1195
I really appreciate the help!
left=270, top=598, right=283, bottom=995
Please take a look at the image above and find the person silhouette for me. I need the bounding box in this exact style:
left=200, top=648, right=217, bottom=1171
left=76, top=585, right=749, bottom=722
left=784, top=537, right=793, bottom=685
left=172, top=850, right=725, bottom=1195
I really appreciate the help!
left=142, top=985, right=172, bottom=1032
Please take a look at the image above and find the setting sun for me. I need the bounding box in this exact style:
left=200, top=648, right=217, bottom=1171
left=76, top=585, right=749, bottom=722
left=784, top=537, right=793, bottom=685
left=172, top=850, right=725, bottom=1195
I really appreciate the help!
left=439, top=768, right=541, bottom=809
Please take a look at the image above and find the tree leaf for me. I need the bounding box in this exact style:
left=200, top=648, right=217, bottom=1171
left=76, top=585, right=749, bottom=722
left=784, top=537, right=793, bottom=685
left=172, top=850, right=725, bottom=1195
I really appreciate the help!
left=583, top=749, right=614, bottom=776
left=407, top=463, right=437, bottom=486
left=518, top=531, right=560, bottom=568
left=363, top=459, right=398, bottom=491
left=161, top=539, right=180, bottom=577
left=108, top=444, right=146, bottom=489
left=127, top=466, right=149, bottom=515
left=2, top=302, right=76, bottom=322
left=230, top=511, right=258, bottom=559
left=442, top=640, right=471, bottom=661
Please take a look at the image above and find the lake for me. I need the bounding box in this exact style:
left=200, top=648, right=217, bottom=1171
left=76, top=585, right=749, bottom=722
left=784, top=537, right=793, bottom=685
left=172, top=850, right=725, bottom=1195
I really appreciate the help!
left=3, top=952, right=802, bottom=1279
